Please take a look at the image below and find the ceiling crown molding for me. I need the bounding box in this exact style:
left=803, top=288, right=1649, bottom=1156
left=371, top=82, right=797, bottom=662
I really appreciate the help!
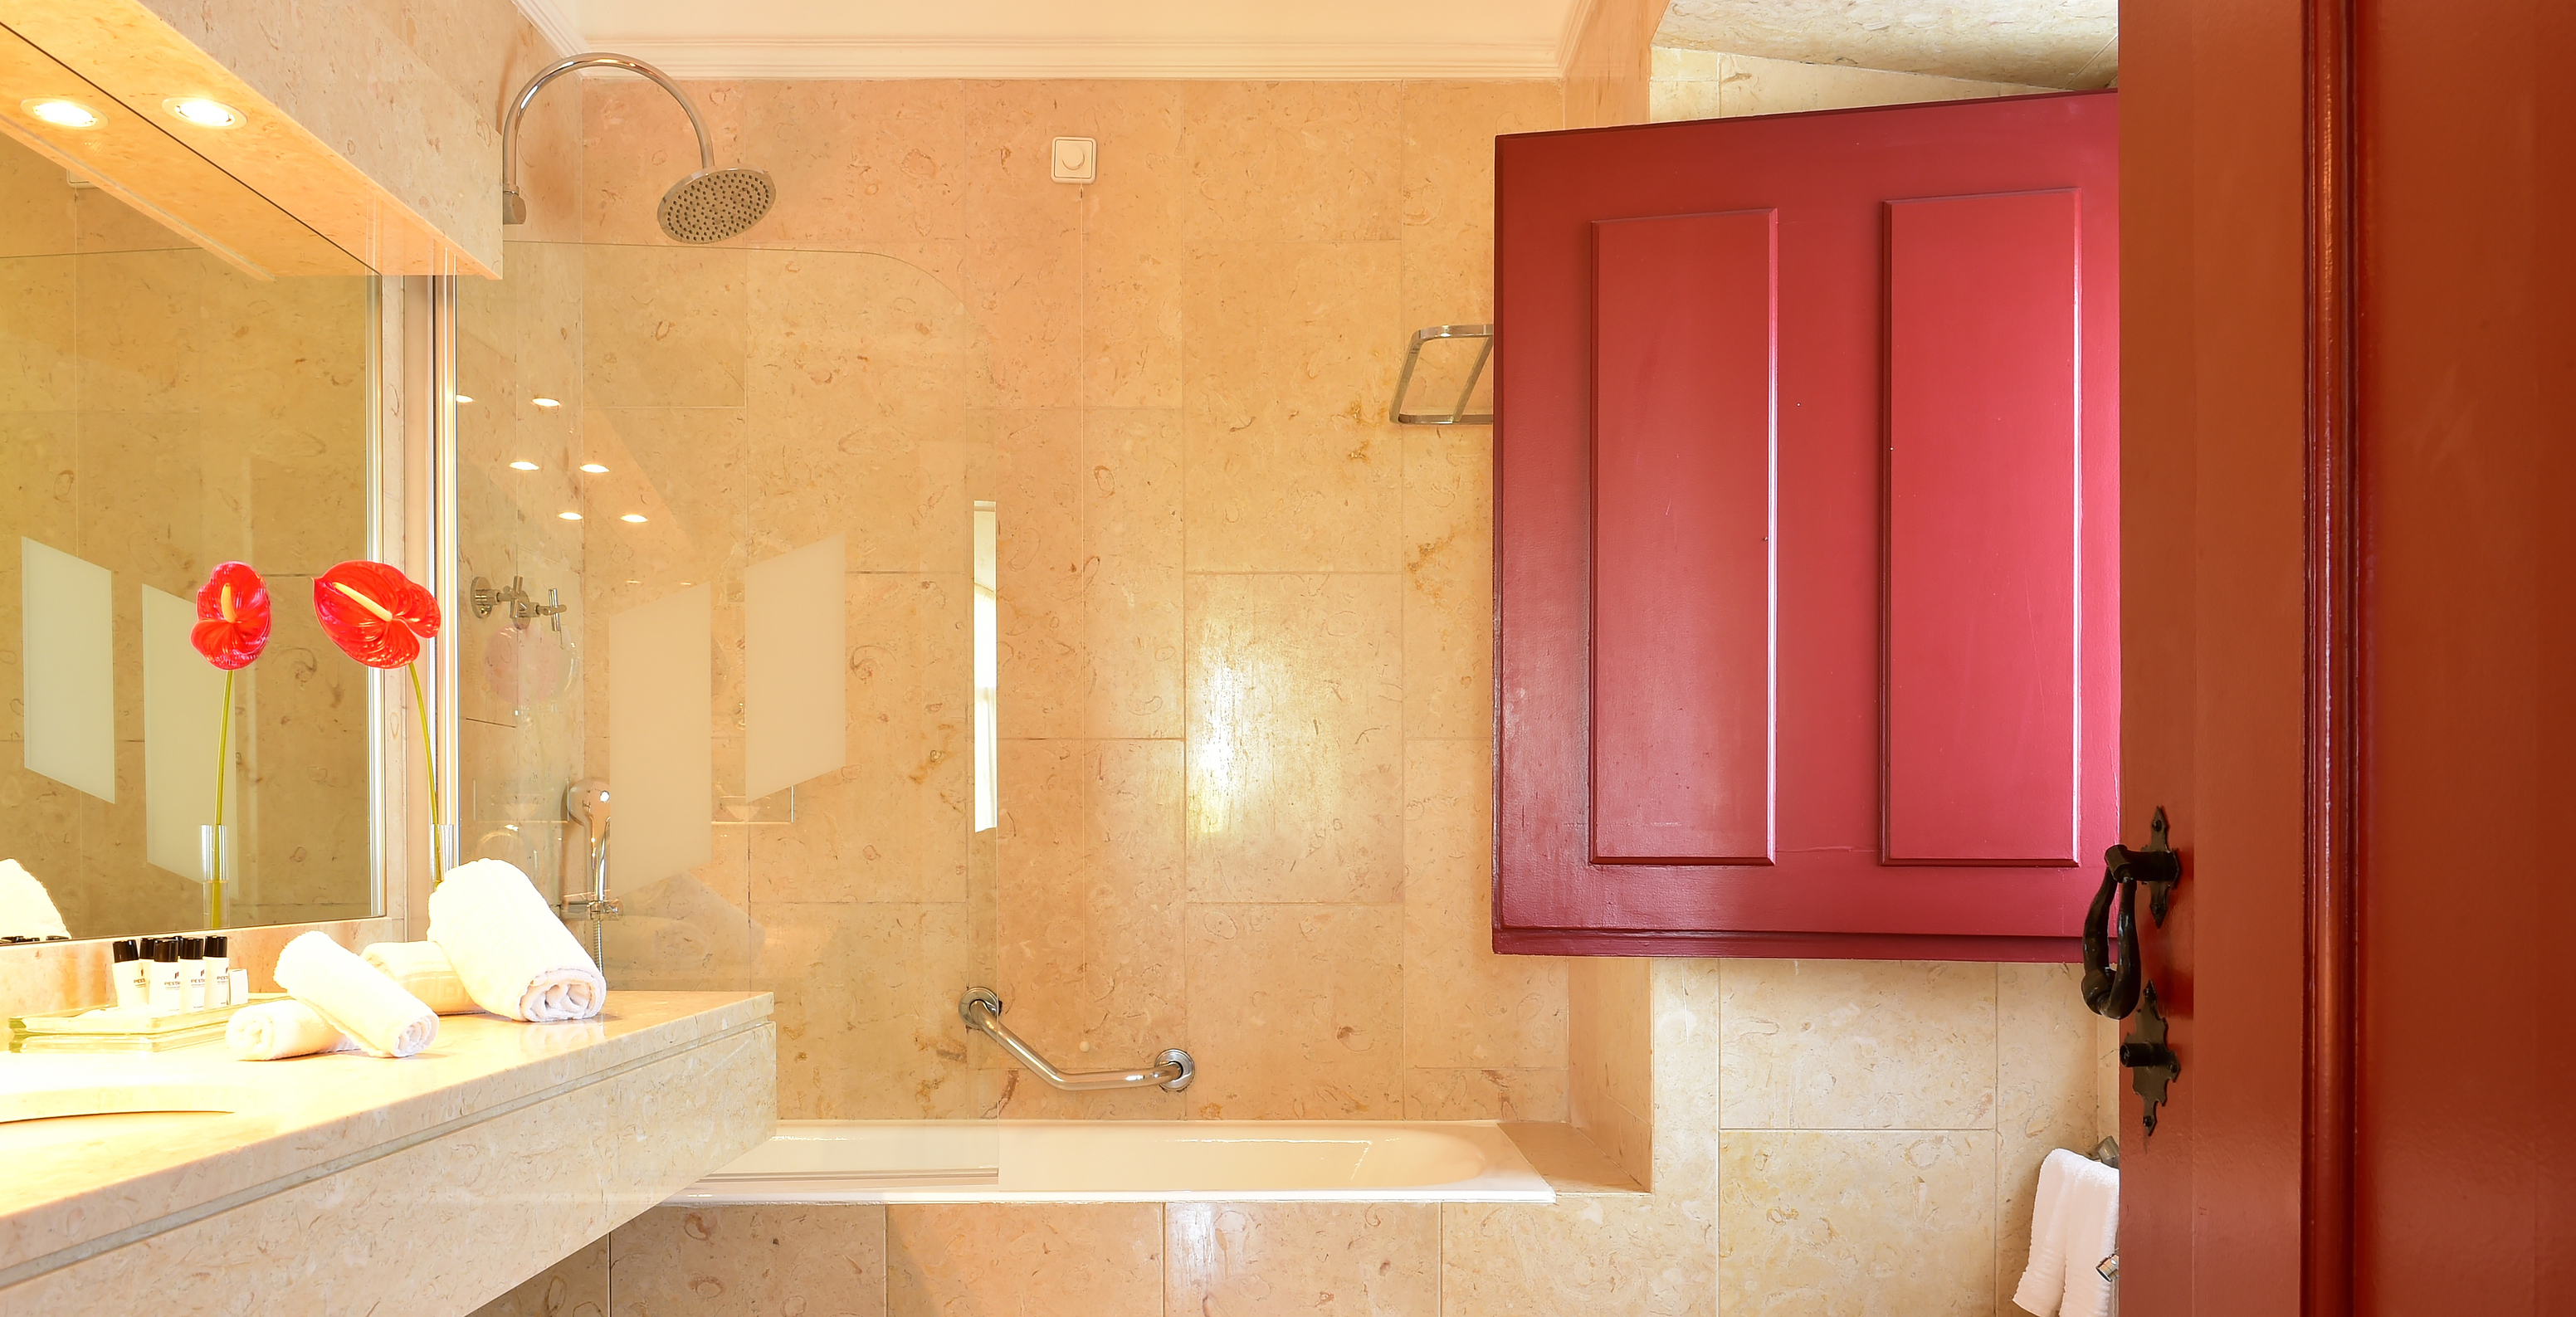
left=573, top=35, right=1562, bottom=80
left=1554, top=0, right=1601, bottom=75
left=510, top=0, right=588, bottom=58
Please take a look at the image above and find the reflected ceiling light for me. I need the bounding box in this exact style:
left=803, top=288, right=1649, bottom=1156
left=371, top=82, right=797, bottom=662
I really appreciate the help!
left=454, top=393, right=475, bottom=403
left=23, top=99, right=100, bottom=129
left=531, top=397, right=562, bottom=408
left=557, top=511, right=583, bottom=520
left=509, top=460, right=539, bottom=471
left=578, top=462, right=608, bottom=473
left=619, top=513, right=647, bottom=523
left=163, top=97, right=242, bottom=129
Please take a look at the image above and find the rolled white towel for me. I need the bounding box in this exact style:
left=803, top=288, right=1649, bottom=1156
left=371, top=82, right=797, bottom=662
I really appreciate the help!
left=0, top=858, right=71, bottom=942
left=226, top=999, right=359, bottom=1061
left=273, top=932, right=438, bottom=1058
left=429, top=859, right=606, bottom=1022
left=361, top=941, right=480, bottom=1015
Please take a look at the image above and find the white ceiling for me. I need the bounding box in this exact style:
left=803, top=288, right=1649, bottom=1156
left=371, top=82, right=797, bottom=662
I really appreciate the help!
left=1652, top=0, right=2118, bottom=89
left=529, top=0, right=1578, bottom=78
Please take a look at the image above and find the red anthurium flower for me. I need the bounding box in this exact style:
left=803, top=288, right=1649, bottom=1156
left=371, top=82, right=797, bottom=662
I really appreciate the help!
left=314, top=560, right=442, bottom=669
left=189, top=562, right=272, bottom=671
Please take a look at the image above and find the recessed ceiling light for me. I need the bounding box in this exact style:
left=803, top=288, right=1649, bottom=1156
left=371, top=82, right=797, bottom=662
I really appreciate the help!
left=509, top=460, right=539, bottom=471
left=163, top=97, right=242, bottom=129
left=558, top=511, right=583, bottom=520
left=23, top=100, right=100, bottom=129
left=454, top=393, right=475, bottom=403
left=619, top=513, right=647, bottom=523
left=578, top=462, right=608, bottom=474
left=531, top=397, right=562, bottom=408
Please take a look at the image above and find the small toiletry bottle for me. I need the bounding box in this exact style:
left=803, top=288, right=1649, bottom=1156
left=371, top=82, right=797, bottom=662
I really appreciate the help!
left=229, top=966, right=251, bottom=1006
left=112, top=939, right=144, bottom=1010
left=179, top=936, right=207, bottom=1010
left=204, top=936, right=231, bottom=1007
left=149, top=939, right=184, bottom=1012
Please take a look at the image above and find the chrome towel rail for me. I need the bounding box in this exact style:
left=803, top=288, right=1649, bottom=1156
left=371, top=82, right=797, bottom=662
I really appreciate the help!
left=959, top=988, right=1193, bottom=1092
left=1391, top=323, right=1494, bottom=425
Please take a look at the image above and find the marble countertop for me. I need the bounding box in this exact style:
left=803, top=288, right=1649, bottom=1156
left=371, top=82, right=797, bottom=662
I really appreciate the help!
left=0, top=990, right=772, bottom=1280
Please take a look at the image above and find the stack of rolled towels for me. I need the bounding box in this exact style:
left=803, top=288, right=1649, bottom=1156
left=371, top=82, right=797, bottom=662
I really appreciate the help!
left=224, top=859, right=607, bottom=1061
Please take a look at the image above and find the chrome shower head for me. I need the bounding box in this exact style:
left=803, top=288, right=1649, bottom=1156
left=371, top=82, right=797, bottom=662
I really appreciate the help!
left=500, top=52, right=773, bottom=243
left=657, top=166, right=774, bottom=244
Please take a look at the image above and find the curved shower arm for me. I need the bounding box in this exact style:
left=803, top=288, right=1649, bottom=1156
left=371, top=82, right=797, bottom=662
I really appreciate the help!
left=501, top=52, right=714, bottom=224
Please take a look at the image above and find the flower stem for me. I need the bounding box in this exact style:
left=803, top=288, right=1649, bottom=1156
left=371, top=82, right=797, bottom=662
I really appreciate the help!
left=408, top=661, right=442, bottom=881
left=210, top=668, right=232, bottom=930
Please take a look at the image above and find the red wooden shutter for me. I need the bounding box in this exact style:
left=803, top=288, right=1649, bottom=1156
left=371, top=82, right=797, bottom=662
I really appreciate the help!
left=1494, top=93, right=2120, bottom=958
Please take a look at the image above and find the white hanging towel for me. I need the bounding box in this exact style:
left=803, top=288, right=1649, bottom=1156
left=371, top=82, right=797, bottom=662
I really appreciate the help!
left=0, top=858, right=71, bottom=941
left=2013, top=1147, right=2119, bottom=1316
left=429, top=859, right=607, bottom=1022
left=273, top=931, right=439, bottom=1058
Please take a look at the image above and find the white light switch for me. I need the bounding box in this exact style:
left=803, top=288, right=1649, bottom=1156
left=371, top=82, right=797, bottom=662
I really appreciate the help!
left=1051, top=136, right=1097, bottom=183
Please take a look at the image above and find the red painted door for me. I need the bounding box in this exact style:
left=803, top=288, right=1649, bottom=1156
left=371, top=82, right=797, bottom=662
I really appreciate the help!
left=2121, top=0, right=2573, bottom=1311
left=1495, top=93, right=2118, bottom=958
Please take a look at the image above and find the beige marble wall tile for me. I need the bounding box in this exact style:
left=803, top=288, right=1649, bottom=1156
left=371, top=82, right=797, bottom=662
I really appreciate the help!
left=960, top=84, right=1084, bottom=409
left=1398, top=80, right=1562, bottom=332
left=1184, top=573, right=1402, bottom=904
left=578, top=77, right=750, bottom=249
left=994, top=739, right=1187, bottom=1097
left=1997, top=963, right=2114, bottom=1299
left=1569, top=956, right=1655, bottom=1188
left=739, top=81, right=968, bottom=249
left=581, top=246, right=747, bottom=407
left=1082, top=408, right=1185, bottom=739
left=1655, top=51, right=2060, bottom=124
left=1444, top=1195, right=1715, bottom=1317
left=0, top=257, right=75, bottom=411
left=887, top=1203, right=1162, bottom=1317
left=1184, top=904, right=1402, bottom=1119
left=1182, top=83, right=1403, bottom=243
left=1403, top=739, right=1564, bottom=1069
left=1716, top=1130, right=1998, bottom=1317
left=468, top=1233, right=607, bottom=1317
left=1168, top=1202, right=1438, bottom=1316
left=998, top=407, right=1086, bottom=739
left=1082, top=84, right=1189, bottom=409
left=607, top=1204, right=888, bottom=1316
left=1651, top=961, right=1724, bottom=1190
left=0, top=136, right=76, bottom=259
left=1400, top=427, right=1492, bottom=741
left=73, top=249, right=202, bottom=413
left=1403, top=1067, right=1569, bottom=1121
left=754, top=900, right=982, bottom=1119
left=1180, top=240, right=1404, bottom=573
left=1720, top=959, right=1998, bottom=1131
left=2097, top=1012, right=2123, bottom=1145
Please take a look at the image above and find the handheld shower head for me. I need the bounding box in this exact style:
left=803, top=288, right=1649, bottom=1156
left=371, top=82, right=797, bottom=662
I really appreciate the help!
left=501, top=52, right=774, bottom=244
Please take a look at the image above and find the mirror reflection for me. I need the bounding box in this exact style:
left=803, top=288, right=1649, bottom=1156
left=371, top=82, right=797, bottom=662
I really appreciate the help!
left=0, top=131, right=377, bottom=941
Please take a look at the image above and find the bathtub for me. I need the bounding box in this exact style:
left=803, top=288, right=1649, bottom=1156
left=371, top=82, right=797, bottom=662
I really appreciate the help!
left=674, top=1119, right=1557, bottom=1205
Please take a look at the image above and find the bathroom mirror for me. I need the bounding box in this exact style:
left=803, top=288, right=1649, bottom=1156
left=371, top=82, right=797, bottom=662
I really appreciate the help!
left=0, top=126, right=381, bottom=941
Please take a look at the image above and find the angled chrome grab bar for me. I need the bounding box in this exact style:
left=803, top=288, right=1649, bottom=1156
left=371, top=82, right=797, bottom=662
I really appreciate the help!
left=959, top=988, right=1193, bottom=1092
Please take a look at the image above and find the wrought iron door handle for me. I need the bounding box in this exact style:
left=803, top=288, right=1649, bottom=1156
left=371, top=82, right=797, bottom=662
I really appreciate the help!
left=2081, top=807, right=2180, bottom=1020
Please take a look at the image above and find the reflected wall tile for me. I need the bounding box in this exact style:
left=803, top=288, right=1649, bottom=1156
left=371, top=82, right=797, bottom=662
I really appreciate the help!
left=1183, top=573, right=1401, bottom=905
left=1082, top=82, right=1188, bottom=409
left=580, top=246, right=747, bottom=407
left=740, top=80, right=968, bottom=249
left=1168, top=1202, right=1439, bottom=1317
left=607, top=1204, right=887, bottom=1317
left=0, top=412, right=76, bottom=742
left=72, top=188, right=192, bottom=255
left=998, top=407, right=1085, bottom=740
left=0, top=256, right=75, bottom=411
left=1180, top=240, right=1404, bottom=573
left=1720, top=959, right=1998, bottom=1131
left=1716, top=1130, right=1998, bottom=1317
left=1182, top=82, right=1403, bottom=242
left=1443, top=1195, right=1715, bottom=1317
left=1403, top=1067, right=1569, bottom=1121
left=1082, top=408, right=1183, bottom=739
left=754, top=900, right=981, bottom=1119
left=1998, top=962, right=2105, bottom=1294
left=749, top=574, right=973, bottom=905
left=1183, top=904, right=1402, bottom=1119
left=72, top=250, right=203, bottom=413
left=1401, top=426, right=1493, bottom=739
left=0, top=137, right=76, bottom=257
left=995, top=739, right=1185, bottom=1075
left=887, top=1203, right=1162, bottom=1317
left=1403, top=739, right=1564, bottom=1068
left=78, top=412, right=206, bottom=590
